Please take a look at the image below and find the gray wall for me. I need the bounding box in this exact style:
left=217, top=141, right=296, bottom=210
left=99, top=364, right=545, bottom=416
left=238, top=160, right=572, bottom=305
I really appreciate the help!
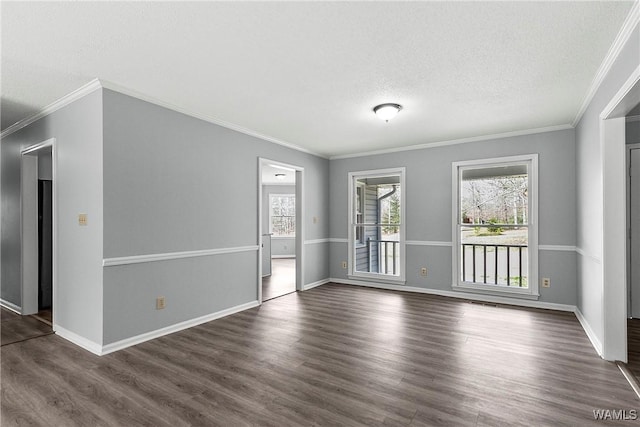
left=37, top=149, right=52, bottom=180
left=330, top=128, right=577, bottom=305
left=102, top=89, right=329, bottom=344
left=575, top=24, right=640, bottom=344
left=628, top=119, right=640, bottom=144
left=262, top=184, right=296, bottom=257
left=0, top=89, right=104, bottom=345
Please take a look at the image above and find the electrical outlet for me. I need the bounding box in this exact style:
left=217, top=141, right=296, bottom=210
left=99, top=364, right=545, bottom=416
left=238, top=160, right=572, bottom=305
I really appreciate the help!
left=156, top=296, right=166, bottom=310
left=341, top=261, right=347, bottom=269
left=420, top=267, right=428, bottom=277
left=542, top=278, right=550, bottom=288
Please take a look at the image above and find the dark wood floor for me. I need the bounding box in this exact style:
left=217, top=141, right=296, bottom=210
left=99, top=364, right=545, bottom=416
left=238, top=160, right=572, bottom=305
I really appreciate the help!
left=2, top=283, right=638, bottom=426
left=1, top=308, right=53, bottom=347
left=628, top=318, right=640, bottom=382
left=262, top=258, right=295, bottom=301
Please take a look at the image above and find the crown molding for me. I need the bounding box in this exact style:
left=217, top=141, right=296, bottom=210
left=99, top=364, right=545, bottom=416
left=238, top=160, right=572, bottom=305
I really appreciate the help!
left=0, top=79, right=102, bottom=140
left=0, top=77, right=328, bottom=160
left=98, top=79, right=328, bottom=159
left=329, top=124, right=573, bottom=160
left=572, top=1, right=640, bottom=127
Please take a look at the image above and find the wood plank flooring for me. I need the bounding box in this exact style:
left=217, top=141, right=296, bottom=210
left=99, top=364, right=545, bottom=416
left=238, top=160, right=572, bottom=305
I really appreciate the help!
left=1, top=308, right=53, bottom=346
left=262, top=258, right=295, bottom=301
left=2, top=283, right=638, bottom=426
left=627, top=319, right=640, bottom=382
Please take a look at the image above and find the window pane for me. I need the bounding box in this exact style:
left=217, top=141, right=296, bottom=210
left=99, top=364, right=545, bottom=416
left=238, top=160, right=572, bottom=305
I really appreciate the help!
left=460, top=225, right=528, bottom=287
left=461, top=174, right=528, bottom=225
left=354, top=225, right=400, bottom=275
left=270, top=194, right=295, bottom=237
left=459, top=164, right=529, bottom=288
left=351, top=171, right=403, bottom=280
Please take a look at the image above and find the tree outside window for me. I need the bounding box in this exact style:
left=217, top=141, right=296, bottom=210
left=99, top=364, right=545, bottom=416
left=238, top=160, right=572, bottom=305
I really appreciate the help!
left=270, top=194, right=295, bottom=237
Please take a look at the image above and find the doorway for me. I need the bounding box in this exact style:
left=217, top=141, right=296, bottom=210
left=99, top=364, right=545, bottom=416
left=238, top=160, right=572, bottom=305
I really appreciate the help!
left=20, top=139, right=55, bottom=328
left=258, top=159, right=304, bottom=302
left=626, top=130, right=640, bottom=382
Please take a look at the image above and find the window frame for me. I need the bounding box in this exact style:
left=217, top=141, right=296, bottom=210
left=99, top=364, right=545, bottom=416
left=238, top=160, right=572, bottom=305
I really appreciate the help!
left=269, top=193, right=296, bottom=238
left=348, top=167, right=406, bottom=283
left=451, top=155, right=539, bottom=299
left=355, top=182, right=366, bottom=246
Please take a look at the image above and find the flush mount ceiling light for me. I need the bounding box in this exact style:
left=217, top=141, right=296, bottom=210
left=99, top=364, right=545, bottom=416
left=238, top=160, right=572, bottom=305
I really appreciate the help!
left=373, top=103, right=402, bottom=122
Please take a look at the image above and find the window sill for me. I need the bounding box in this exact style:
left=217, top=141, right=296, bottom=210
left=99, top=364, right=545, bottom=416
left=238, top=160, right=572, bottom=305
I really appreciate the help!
left=452, top=283, right=539, bottom=300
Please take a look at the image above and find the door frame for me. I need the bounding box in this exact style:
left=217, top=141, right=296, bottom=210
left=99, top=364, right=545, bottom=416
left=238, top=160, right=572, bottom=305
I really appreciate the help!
left=257, top=158, right=304, bottom=303
left=627, top=142, right=640, bottom=318
left=600, top=65, right=640, bottom=361
left=20, top=138, right=56, bottom=322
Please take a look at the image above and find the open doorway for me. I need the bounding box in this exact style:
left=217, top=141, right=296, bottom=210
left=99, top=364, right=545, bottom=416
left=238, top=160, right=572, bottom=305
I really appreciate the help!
left=626, top=108, right=640, bottom=383
left=20, top=139, right=55, bottom=328
left=259, top=159, right=303, bottom=302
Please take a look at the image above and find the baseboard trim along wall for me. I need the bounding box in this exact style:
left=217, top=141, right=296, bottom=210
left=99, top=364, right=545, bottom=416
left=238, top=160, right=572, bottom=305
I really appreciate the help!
left=100, top=300, right=260, bottom=356
left=103, top=245, right=259, bottom=267
left=303, top=278, right=330, bottom=291
left=0, top=298, right=22, bottom=314
left=55, top=325, right=103, bottom=355
left=575, top=308, right=604, bottom=357
left=329, top=277, right=577, bottom=312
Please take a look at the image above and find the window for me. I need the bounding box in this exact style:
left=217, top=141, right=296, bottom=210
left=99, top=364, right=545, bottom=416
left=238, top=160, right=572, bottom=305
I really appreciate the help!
left=452, top=155, right=538, bottom=298
left=348, top=168, right=405, bottom=282
left=269, top=194, right=295, bottom=237
left=355, top=183, right=365, bottom=245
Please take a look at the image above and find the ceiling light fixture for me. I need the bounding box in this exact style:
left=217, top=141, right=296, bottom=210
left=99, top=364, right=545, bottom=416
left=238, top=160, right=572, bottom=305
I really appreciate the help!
left=275, top=173, right=286, bottom=180
left=373, top=103, right=402, bottom=122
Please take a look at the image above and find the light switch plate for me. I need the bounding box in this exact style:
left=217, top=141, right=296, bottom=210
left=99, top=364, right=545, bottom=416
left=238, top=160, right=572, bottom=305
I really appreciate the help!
left=78, top=213, right=88, bottom=226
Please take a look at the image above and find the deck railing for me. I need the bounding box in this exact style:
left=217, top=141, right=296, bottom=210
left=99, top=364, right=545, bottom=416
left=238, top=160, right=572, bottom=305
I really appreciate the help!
left=461, top=243, right=527, bottom=287
left=368, top=239, right=399, bottom=275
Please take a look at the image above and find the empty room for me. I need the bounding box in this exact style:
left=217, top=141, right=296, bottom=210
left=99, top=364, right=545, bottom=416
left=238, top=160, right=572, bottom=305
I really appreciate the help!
left=2, top=1, right=640, bottom=425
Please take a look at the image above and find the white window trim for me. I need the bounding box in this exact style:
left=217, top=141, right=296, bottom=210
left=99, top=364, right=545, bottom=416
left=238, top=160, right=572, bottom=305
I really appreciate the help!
left=451, top=154, right=539, bottom=299
left=348, top=167, right=406, bottom=284
left=355, top=181, right=366, bottom=247
left=269, top=193, right=295, bottom=237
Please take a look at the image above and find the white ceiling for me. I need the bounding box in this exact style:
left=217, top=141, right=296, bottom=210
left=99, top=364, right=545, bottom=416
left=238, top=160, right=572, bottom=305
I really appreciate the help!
left=1, top=1, right=635, bottom=158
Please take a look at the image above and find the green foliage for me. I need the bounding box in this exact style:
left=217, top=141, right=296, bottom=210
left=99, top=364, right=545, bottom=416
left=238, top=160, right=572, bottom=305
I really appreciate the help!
left=473, top=218, right=503, bottom=236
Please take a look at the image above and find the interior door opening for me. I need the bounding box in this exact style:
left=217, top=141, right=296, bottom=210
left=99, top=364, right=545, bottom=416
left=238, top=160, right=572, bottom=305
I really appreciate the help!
left=626, top=135, right=640, bottom=383
left=258, top=159, right=303, bottom=302
left=20, top=140, right=55, bottom=328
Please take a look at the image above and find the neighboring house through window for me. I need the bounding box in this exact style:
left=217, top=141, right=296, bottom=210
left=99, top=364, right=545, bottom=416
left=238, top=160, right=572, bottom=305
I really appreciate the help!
left=349, top=168, right=405, bottom=283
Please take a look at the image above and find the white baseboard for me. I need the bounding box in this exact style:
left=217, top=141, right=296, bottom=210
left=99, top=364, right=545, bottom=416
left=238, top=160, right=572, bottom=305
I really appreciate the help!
left=0, top=298, right=22, bottom=314
left=329, top=277, right=577, bottom=312
left=303, top=278, right=330, bottom=291
left=271, top=255, right=295, bottom=259
left=100, top=300, right=260, bottom=356
left=55, top=326, right=103, bottom=355
left=575, top=308, right=604, bottom=357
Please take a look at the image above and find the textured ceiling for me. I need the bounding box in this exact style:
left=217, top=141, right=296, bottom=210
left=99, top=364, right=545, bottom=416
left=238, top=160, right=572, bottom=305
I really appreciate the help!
left=1, top=1, right=634, bottom=157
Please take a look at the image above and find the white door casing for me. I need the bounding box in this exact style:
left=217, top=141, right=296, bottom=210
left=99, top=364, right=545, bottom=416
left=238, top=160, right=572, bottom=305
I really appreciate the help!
left=631, top=148, right=640, bottom=318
